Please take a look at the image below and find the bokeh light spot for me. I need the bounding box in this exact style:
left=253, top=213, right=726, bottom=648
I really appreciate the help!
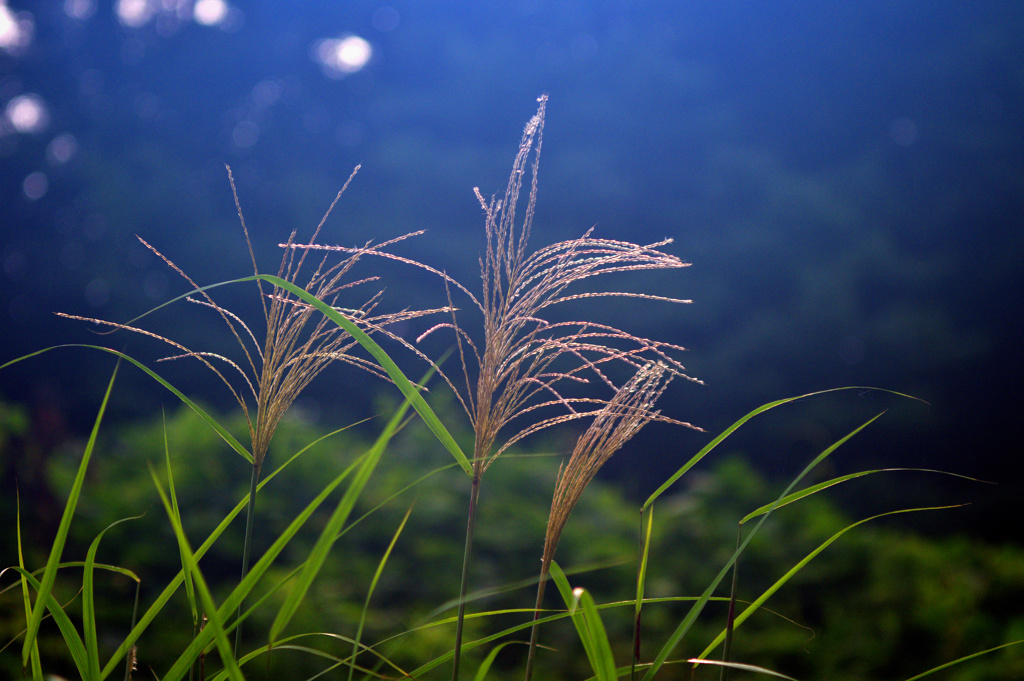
left=47, top=133, right=79, bottom=165
left=194, top=0, right=228, bottom=26
left=0, top=2, right=33, bottom=55
left=232, top=119, right=259, bottom=148
left=116, top=0, right=155, bottom=28
left=64, top=0, right=96, bottom=20
left=313, top=34, right=372, bottom=78
left=22, top=171, right=48, bottom=200
left=6, top=93, right=49, bottom=133
left=85, top=278, right=111, bottom=307
left=889, top=117, right=917, bottom=146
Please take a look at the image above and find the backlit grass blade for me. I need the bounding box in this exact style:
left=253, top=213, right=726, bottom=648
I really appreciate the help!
left=2, top=346, right=252, bottom=464
left=903, top=639, right=1024, bottom=680
left=15, top=491, right=43, bottom=681
left=642, top=387, right=924, bottom=510
left=82, top=516, right=139, bottom=680
left=159, top=449, right=363, bottom=681
left=631, top=506, right=654, bottom=680
left=255, top=273, right=472, bottom=475
left=268, top=372, right=418, bottom=644
left=688, top=658, right=799, bottom=680
left=20, top=359, right=119, bottom=668
left=548, top=560, right=617, bottom=681
left=696, top=504, right=964, bottom=662
left=9, top=567, right=89, bottom=678
left=640, top=412, right=887, bottom=680
left=99, top=422, right=357, bottom=679
left=740, top=468, right=988, bottom=524
left=161, top=410, right=197, bottom=628
left=150, top=465, right=245, bottom=681
left=349, top=504, right=414, bottom=681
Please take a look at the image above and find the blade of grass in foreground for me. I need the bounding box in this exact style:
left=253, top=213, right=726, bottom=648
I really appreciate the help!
left=99, top=420, right=360, bottom=679
left=2, top=346, right=252, bottom=464
left=348, top=505, right=414, bottom=681
left=19, top=360, right=119, bottom=669
left=642, top=387, right=925, bottom=510
left=82, top=516, right=140, bottom=680
left=696, top=504, right=965, bottom=663
left=268, top=364, right=424, bottom=645
left=640, top=412, right=886, bottom=680
left=15, top=491, right=43, bottom=681
left=150, top=464, right=245, bottom=681
left=549, top=561, right=616, bottom=681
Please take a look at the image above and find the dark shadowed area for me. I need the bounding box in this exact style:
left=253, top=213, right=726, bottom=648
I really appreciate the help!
left=2, top=1, right=1022, bottom=542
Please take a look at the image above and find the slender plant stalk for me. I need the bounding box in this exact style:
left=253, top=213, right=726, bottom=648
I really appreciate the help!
left=234, top=461, right=261, bottom=654
left=451, top=474, right=481, bottom=681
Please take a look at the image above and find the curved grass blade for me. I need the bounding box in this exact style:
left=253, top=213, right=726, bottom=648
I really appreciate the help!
left=99, top=421, right=358, bottom=679
left=473, top=641, right=523, bottom=681
left=7, top=567, right=89, bottom=678
left=19, top=359, right=119, bottom=669
left=903, top=639, right=1024, bottom=680
left=640, top=412, right=887, bottom=680
left=642, top=388, right=924, bottom=510
left=348, top=504, right=414, bottom=681
left=2, top=345, right=252, bottom=464
left=548, top=561, right=616, bottom=681
left=15, top=490, right=43, bottom=681
left=696, top=504, right=965, bottom=663
left=254, top=273, right=472, bottom=475
left=688, top=658, right=799, bottom=680
left=740, top=468, right=989, bottom=524
left=149, top=465, right=244, bottom=681
left=83, top=516, right=140, bottom=680
left=267, top=362, right=431, bottom=646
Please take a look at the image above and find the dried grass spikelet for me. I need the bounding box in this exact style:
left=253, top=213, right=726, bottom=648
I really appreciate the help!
left=58, top=165, right=442, bottom=472
left=543, top=360, right=672, bottom=571
left=523, top=361, right=674, bottom=681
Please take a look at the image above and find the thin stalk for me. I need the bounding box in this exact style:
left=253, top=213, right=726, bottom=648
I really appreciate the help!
left=523, top=558, right=551, bottom=681
left=452, top=474, right=481, bottom=681
left=630, top=508, right=645, bottom=681
left=720, top=528, right=741, bottom=681
left=234, top=462, right=261, bottom=656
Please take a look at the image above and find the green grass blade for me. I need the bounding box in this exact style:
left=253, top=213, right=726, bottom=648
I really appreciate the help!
left=149, top=466, right=245, bottom=681
left=642, top=388, right=923, bottom=510
left=740, top=467, right=988, bottom=524
left=254, top=273, right=472, bottom=475
left=2, top=345, right=252, bottom=464
left=576, top=587, right=618, bottom=681
left=349, top=505, right=414, bottom=681
left=15, top=490, right=44, bottom=681
left=160, top=410, right=198, bottom=627
left=99, top=422, right=356, bottom=679
left=11, top=567, right=90, bottom=679
left=83, top=516, right=140, bottom=680
left=159, top=453, right=363, bottom=681
left=641, top=412, right=887, bottom=680
left=903, top=639, right=1024, bottom=680
left=697, top=505, right=963, bottom=662
left=21, top=360, right=119, bottom=668
left=268, top=382, right=416, bottom=645
left=473, top=641, right=521, bottom=681
left=688, top=658, right=800, bottom=680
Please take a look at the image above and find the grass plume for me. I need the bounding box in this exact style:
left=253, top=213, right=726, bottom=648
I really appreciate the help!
left=58, top=165, right=442, bottom=653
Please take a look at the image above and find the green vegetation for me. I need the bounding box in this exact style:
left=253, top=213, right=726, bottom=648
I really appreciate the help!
left=2, top=98, right=1022, bottom=680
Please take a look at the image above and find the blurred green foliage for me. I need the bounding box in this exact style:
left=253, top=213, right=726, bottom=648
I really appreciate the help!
left=2, top=401, right=1022, bottom=679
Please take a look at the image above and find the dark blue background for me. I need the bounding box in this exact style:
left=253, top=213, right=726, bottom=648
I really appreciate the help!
left=2, top=2, right=1021, bottom=538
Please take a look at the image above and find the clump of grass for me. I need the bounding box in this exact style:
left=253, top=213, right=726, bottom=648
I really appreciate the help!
left=58, top=165, right=443, bottom=653
left=402, top=94, right=700, bottom=679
